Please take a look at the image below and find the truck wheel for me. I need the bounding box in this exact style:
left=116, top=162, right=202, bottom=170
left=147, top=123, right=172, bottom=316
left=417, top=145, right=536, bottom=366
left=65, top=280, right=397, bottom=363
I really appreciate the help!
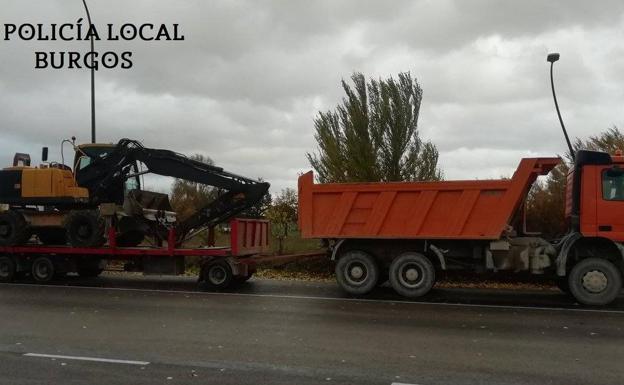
left=0, top=211, right=31, bottom=246
left=201, top=260, right=233, bottom=290
left=63, top=210, right=105, bottom=247
left=0, top=256, right=16, bottom=283
left=335, top=250, right=379, bottom=295
left=568, top=258, right=622, bottom=306
left=389, top=252, right=435, bottom=298
left=31, top=257, right=55, bottom=283
left=37, top=228, right=67, bottom=245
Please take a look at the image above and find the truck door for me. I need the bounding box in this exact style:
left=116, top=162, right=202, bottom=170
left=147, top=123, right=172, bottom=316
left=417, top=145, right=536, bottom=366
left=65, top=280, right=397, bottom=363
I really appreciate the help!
left=595, top=165, right=624, bottom=241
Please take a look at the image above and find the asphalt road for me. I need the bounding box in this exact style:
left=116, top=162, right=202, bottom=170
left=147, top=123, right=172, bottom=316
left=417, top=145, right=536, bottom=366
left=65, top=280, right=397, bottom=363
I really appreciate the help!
left=1, top=275, right=623, bottom=385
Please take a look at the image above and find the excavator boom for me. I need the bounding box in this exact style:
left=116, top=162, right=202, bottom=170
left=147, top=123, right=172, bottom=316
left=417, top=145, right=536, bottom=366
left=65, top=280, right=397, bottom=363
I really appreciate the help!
left=76, top=139, right=270, bottom=242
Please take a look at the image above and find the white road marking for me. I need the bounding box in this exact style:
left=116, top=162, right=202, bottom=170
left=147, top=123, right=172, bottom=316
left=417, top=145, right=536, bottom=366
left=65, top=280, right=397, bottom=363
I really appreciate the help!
left=2, top=282, right=624, bottom=314
left=23, top=353, right=150, bottom=366
left=391, top=382, right=420, bottom=385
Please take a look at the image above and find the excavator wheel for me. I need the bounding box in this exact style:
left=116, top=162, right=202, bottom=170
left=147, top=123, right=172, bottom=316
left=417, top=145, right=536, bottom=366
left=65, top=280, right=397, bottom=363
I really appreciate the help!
left=63, top=210, right=105, bottom=247
left=115, top=216, right=145, bottom=247
left=0, top=211, right=31, bottom=246
left=37, top=228, right=67, bottom=245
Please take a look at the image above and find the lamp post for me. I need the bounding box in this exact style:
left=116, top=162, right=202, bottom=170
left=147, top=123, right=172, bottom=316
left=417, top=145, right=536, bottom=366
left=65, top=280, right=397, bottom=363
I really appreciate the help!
left=547, top=53, right=574, bottom=161
left=82, top=0, right=96, bottom=143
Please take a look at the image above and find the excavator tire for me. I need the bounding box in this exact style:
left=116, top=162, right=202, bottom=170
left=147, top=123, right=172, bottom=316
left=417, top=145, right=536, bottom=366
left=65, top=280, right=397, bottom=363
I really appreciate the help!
left=63, top=210, right=105, bottom=247
left=0, top=211, right=31, bottom=246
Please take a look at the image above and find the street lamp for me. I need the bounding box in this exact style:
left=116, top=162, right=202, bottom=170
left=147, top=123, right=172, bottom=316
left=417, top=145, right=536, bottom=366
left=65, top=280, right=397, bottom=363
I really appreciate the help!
left=81, top=0, right=96, bottom=143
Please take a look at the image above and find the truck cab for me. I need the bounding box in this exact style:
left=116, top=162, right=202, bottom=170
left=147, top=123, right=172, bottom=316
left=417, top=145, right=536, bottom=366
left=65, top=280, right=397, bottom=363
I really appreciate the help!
left=567, top=150, right=624, bottom=241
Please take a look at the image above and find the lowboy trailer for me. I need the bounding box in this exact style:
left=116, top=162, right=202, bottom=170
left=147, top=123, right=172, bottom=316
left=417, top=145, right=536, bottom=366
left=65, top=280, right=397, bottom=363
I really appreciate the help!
left=0, top=218, right=269, bottom=289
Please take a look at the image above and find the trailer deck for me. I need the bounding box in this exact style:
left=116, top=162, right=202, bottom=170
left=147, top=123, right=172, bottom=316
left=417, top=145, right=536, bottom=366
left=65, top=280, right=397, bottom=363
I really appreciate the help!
left=0, top=218, right=270, bottom=288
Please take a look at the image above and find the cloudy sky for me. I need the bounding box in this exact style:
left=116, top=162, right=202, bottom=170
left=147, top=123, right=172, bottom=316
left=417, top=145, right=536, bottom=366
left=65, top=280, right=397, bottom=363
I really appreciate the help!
left=1, top=0, right=624, bottom=193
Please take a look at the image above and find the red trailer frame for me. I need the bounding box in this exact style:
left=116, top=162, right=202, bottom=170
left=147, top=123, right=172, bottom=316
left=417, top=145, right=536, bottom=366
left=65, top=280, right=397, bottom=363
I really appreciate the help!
left=0, top=218, right=270, bottom=287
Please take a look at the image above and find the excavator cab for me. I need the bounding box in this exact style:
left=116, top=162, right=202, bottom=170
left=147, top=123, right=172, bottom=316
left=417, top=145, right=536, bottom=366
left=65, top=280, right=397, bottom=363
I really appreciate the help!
left=73, top=143, right=141, bottom=197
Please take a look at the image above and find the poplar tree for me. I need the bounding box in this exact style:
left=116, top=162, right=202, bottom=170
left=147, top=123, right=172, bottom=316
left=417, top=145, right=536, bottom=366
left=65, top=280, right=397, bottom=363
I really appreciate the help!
left=307, top=72, right=442, bottom=183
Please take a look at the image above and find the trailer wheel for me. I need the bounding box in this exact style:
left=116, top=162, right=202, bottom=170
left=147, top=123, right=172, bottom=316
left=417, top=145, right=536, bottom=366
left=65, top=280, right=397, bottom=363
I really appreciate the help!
left=31, top=257, right=55, bottom=283
left=64, top=210, right=105, bottom=247
left=389, top=252, right=435, bottom=298
left=201, top=260, right=233, bottom=290
left=0, top=256, right=16, bottom=283
left=568, top=258, right=622, bottom=306
left=335, top=250, right=379, bottom=295
left=0, top=211, right=31, bottom=246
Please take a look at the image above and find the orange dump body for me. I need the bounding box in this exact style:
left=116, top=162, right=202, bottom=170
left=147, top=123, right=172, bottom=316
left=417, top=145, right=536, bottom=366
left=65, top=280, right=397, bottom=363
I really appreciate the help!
left=298, top=157, right=560, bottom=240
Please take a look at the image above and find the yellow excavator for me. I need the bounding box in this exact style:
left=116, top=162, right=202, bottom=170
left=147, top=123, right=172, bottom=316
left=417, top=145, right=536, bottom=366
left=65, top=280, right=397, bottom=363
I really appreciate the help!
left=0, top=138, right=269, bottom=247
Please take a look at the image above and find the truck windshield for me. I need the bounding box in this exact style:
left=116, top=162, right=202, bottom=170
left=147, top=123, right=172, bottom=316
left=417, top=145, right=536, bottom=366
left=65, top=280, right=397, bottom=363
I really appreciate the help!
left=602, top=169, right=624, bottom=200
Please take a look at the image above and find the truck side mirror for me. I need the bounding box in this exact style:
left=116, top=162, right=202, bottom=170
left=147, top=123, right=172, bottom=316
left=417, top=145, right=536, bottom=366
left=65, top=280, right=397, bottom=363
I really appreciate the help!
left=41, top=147, right=48, bottom=162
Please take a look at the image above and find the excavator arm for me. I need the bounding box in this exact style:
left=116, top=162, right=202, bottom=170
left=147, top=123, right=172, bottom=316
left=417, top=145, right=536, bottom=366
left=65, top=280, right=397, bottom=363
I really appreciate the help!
left=76, top=139, right=270, bottom=243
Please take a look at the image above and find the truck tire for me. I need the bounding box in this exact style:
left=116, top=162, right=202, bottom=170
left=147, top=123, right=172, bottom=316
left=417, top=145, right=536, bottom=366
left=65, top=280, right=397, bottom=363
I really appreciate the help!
left=0, top=256, right=16, bottom=283
left=201, top=259, right=233, bottom=290
left=37, top=228, right=67, bottom=245
left=389, top=252, right=435, bottom=298
left=335, top=250, right=379, bottom=295
left=568, top=258, right=622, bottom=306
left=31, top=257, right=55, bottom=283
left=63, top=210, right=105, bottom=247
left=0, top=211, right=31, bottom=246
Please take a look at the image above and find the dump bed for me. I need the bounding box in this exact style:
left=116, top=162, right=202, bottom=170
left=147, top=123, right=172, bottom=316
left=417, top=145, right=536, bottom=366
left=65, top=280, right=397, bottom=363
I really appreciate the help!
left=298, top=157, right=560, bottom=240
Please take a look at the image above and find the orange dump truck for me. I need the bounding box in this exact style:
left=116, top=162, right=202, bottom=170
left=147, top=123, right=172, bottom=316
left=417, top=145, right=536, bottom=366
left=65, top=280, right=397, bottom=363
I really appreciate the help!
left=298, top=151, right=624, bottom=305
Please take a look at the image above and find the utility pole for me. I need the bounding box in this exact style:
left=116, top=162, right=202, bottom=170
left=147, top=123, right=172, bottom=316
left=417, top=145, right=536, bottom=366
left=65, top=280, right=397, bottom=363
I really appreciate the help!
left=82, top=0, right=96, bottom=143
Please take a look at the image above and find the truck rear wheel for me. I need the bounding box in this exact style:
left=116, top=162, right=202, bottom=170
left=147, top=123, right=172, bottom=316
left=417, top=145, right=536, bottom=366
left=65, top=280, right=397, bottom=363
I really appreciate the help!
left=0, top=211, right=31, bottom=246
left=0, top=256, right=16, bottom=283
left=389, top=252, right=435, bottom=298
left=63, top=210, right=105, bottom=247
left=335, top=250, right=379, bottom=295
left=31, top=257, right=55, bottom=283
left=568, top=258, right=622, bottom=306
